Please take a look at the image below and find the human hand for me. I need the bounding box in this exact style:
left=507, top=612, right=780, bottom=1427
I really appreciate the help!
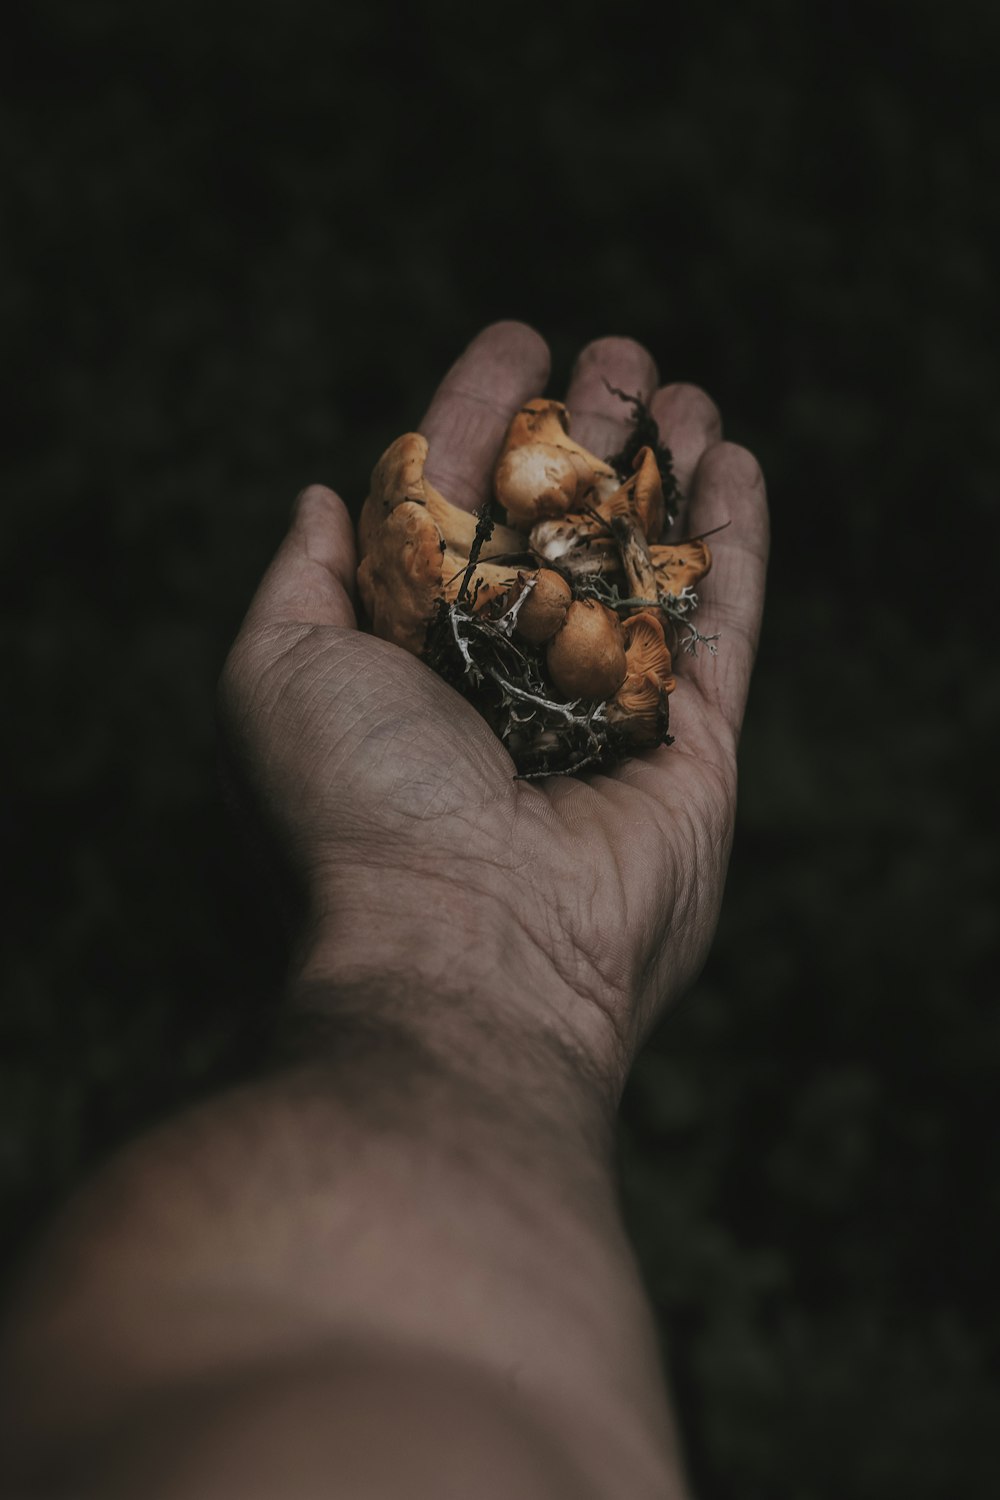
left=219, top=322, right=768, bottom=1104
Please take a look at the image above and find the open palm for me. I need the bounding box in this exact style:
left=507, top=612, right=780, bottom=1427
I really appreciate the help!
left=220, top=324, right=768, bottom=1094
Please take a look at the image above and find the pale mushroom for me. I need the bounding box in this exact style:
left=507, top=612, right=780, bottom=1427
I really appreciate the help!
left=546, top=599, right=627, bottom=701
left=528, top=445, right=665, bottom=581
left=527, top=519, right=621, bottom=579
left=494, top=399, right=619, bottom=529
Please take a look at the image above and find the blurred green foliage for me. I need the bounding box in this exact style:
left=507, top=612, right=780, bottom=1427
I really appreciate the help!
left=2, top=1, right=998, bottom=1493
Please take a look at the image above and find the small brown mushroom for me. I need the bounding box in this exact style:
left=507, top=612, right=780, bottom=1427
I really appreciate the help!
left=494, top=399, right=619, bottom=529
left=621, top=610, right=676, bottom=682
left=506, top=568, right=573, bottom=645
left=546, top=599, right=627, bottom=701
left=607, top=671, right=673, bottom=747
left=599, top=446, right=666, bottom=543
left=607, top=612, right=677, bottom=747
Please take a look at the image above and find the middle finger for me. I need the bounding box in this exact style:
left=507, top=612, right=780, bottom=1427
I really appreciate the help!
left=419, top=321, right=551, bottom=515
left=563, top=336, right=659, bottom=459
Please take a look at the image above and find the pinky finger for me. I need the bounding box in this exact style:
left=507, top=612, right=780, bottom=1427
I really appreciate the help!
left=675, top=442, right=769, bottom=740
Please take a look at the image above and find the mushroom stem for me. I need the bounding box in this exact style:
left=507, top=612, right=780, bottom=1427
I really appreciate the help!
left=527, top=522, right=620, bottom=579
left=441, top=550, right=519, bottom=610
left=610, top=514, right=662, bottom=620
left=560, top=548, right=623, bottom=582
left=424, top=491, right=527, bottom=562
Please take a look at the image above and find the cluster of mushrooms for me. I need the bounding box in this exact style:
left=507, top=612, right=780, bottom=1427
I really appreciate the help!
left=357, top=397, right=713, bottom=777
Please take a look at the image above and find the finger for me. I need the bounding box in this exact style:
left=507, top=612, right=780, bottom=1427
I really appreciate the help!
left=419, top=321, right=551, bottom=514
left=563, top=336, right=659, bottom=459
left=242, top=485, right=358, bottom=631
left=649, top=382, right=722, bottom=500
left=673, top=441, right=769, bottom=738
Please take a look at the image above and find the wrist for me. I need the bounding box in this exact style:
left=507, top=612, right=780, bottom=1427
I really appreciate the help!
left=287, top=860, right=623, bottom=1128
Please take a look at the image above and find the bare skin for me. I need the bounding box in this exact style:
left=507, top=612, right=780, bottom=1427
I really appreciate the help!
left=0, top=324, right=768, bottom=1498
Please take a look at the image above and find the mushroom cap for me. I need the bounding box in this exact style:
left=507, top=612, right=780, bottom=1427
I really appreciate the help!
left=357, top=499, right=447, bottom=655
left=495, top=399, right=619, bottom=529
left=504, top=398, right=576, bottom=447
left=607, top=611, right=676, bottom=746
left=510, top=568, right=572, bottom=645
left=546, top=599, right=627, bottom=701
left=607, top=671, right=674, bottom=747
left=649, top=539, right=712, bottom=597
left=494, top=444, right=586, bottom=530
left=599, top=446, right=666, bottom=543
left=621, top=610, right=674, bottom=682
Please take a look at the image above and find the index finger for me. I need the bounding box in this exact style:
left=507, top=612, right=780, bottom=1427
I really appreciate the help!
left=419, top=322, right=551, bottom=514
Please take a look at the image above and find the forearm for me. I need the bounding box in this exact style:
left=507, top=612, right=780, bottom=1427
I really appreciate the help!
left=0, top=973, right=688, bottom=1498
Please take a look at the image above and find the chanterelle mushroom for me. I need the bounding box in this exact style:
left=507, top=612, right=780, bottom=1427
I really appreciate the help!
left=359, top=432, right=526, bottom=562
left=494, top=399, right=619, bottom=529
left=650, top=539, right=712, bottom=598
left=607, top=612, right=677, bottom=747
left=504, top=568, right=573, bottom=645
left=600, top=446, right=666, bottom=543
left=357, top=431, right=530, bottom=655
left=528, top=445, right=665, bottom=578
left=357, top=502, right=443, bottom=655
left=546, top=599, right=627, bottom=701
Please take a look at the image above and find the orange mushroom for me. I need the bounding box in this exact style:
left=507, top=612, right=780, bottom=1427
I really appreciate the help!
left=649, top=539, right=712, bottom=598
left=494, top=399, right=619, bottom=529
left=359, top=432, right=526, bottom=562
left=357, top=432, right=528, bottom=655
left=545, top=599, right=627, bottom=701
left=599, top=446, right=666, bottom=543
left=607, top=611, right=677, bottom=747
left=528, top=446, right=666, bottom=578
left=505, top=568, right=573, bottom=645
left=357, top=502, right=516, bottom=656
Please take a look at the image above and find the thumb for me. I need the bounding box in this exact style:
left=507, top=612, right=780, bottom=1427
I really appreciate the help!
left=242, top=485, right=359, bottom=632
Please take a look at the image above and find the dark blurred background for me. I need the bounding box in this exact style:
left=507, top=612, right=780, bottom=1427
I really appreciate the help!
left=3, top=0, right=998, bottom=1494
